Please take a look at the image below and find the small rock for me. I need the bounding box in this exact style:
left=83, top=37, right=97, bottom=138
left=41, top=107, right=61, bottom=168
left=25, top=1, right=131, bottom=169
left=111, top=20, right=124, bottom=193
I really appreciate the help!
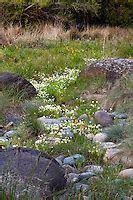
left=61, top=128, right=73, bottom=138
left=62, top=164, right=78, bottom=174
left=4, top=121, right=14, bottom=129
left=105, top=148, right=122, bottom=160
left=73, top=183, right=89, bottom=192
left=118, top=169, right=133, bottom=179
left=0, top=137, right=8, bottom=142
left=101, top=142, right=118, bottom=149
left=63, top=154, right=85, bottom=166
left=78, top=171, right=95, bottom=181
left=78, top=114, right=88, bottom=121
left=0, top=125, right=3, bottom=129
left=4, top=130, right=16, bottom=138
left=56, top=155, right=65, bottom=162
left=58, top=117, right=71, bottom=122
left=93, top=133, right=108, bottom=142
left=38, top=117, right=61, bottom=126
left=67, top=173, right=79, bottom=184
left=55, top=158, right=62, bottom=166
left=83, top=165, right=103, bottom=173
left=94, top=111, right=113, bottom=127
left=116, top=113, right=128, bottom=119
left=118, top=119, right=127, bottom=127
left=85, top=133, right=94, bottom=141
left=0, top=129, right=4, bottom=137
left=6, top=115, right=22, bottom=125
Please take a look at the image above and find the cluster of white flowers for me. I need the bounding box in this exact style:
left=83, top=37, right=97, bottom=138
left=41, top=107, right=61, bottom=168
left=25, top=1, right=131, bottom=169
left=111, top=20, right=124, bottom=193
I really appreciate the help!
left=31, top=68, right=79, bottom=100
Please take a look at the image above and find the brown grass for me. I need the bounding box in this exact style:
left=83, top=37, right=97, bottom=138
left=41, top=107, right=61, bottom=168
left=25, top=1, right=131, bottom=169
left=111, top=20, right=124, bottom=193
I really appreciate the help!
left=0, top=24, right=133, bottom=45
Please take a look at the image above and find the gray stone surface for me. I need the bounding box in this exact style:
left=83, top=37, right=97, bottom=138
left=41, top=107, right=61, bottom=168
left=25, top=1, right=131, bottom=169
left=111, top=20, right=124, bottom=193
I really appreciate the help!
left=83, top=165, right=103, bottom=173
left=0, top=129, right=4, bottom=137
left=0, top=147, right=66, bottom=199
left=78, top=171, right=95, bottom=181
left=0, top=72, right=37, bottom=99
left=38, top=117, right=61, bottom=126
left=63, top=154, right=85, bottom=166
left=4, top=130, right=16, bottom=138
left=78, top=114, right=88, bottom=121
left=67, top=173, right=79, bottom=184
left=73, top=183, right=89, bottom=192
left=94, top=111, right=113, bottom=127
left=0, top=137, right=8, bottom=142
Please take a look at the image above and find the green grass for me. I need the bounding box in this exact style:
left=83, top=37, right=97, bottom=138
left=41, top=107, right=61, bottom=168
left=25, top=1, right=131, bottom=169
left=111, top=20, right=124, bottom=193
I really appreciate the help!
left=1, top=30, right=133, bottom=200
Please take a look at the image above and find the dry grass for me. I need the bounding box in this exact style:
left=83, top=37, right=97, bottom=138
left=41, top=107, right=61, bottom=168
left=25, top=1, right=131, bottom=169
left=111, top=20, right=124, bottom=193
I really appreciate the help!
left=0, top=24, right=133, bottom=45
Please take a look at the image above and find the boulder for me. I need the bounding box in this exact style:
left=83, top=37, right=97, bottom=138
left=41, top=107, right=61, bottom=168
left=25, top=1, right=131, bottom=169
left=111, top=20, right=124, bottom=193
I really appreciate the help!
left=0, top=72, right=37, bottom=99
left=79, top=58, right=133, bottom=86
left=94, top=111, right=113, bottom=127
left=105, top=148, right=133, bottom=168
left=118, top=169, right=133, bottom=179
left=0, top=147, right=66, bottom=199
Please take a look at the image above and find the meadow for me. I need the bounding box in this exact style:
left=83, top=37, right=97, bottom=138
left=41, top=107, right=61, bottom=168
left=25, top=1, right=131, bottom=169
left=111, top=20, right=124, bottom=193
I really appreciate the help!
left=0, top=25, right=133, bottom=199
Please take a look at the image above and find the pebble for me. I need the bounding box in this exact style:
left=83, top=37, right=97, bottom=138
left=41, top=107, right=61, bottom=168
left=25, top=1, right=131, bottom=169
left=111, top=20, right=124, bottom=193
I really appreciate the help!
left=38, top=117, right=61, bottom=126
left=73, top=183, right=89, bottom=192
left=58, top=117, right=71, bottom=122
left=83, top=165, right=103, bottom=173
left=85, top=133, right=94, bottom=141
left=62, top=164, right=78, bottom=174
left=0, top=137, right=8, bottom=142
left=67, top=173, right=79, bottom=184
left=101, top=142, right=118, bottom=149
left=78, top=171, right=95, bottom=181
left=0, top=129, right=4, bottom=137
left=63, top=154, right=85, bottom=166
left=61, top=128, right=73, bottom=138
left=4, top=130, right=16, bottom=138
left=78, top=114, right=88, bottom=121
left=4, top=121, right=14, bottom=129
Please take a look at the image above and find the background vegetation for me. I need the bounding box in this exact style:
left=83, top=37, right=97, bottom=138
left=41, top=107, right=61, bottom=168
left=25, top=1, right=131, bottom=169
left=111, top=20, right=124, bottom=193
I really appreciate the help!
left=1, top=0, right=133, bottom=28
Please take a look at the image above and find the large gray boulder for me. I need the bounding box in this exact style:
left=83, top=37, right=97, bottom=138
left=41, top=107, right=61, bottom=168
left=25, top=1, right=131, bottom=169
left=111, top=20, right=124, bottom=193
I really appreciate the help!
left=0, top=72, right=37, bottom=99
left=0, top=147, right=66, bottom=199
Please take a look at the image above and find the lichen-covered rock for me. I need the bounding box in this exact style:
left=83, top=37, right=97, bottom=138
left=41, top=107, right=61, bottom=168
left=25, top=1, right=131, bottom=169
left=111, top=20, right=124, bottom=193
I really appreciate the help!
left=0, top=147, right=66, bottom=199
left=80, top=58, right=133, bottom=86
left=0, top=72, right=37, bottom=99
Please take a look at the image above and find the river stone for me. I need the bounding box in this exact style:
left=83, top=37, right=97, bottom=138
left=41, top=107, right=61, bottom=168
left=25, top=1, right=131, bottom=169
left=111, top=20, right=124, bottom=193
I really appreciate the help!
left=67, top=173, right=79, bottom=184
left=94, top=111, right=113, bottom=127
left=38, top=117, right=61, bottom=126
left=4, top=130, right=16, bottom=138
left=0, top=147, right=66, bottom=199
left=83, top=165, right=103, bottom=173
left=0, top=72, right=37, bottom=99
left=78, top=114, right=88, bottom=121
left=73, top=183, right=89, bottom=192
left=78, top=171, right=95, bottom=181
left=93, top=132, right=108, bottom=142
left=63, top=154, right=85, bottom=166
left=118, top=169, right=133, bottom=179
left=62, top=164, right=78, bottom=174
left=0, top=137, right=8, bottom=142
left=0, top=129, right=4, bottom=137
